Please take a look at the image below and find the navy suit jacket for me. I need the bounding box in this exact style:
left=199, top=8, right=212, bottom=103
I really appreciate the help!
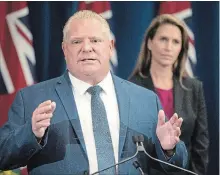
left=0, top=71, right=188, bottom=174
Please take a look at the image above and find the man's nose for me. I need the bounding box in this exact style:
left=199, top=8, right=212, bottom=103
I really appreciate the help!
left=82, top=40, right=92, bottom=52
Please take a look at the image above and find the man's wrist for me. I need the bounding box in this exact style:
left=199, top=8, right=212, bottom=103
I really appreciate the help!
left=36, top=137, right=43, bottom=144
left=164, top=149, right=175, bottom=157
left=161, top=145, right=176, bottom=159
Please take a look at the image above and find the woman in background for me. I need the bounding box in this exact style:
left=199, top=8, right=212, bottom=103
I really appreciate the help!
left=129, top=14, right=209, bottom=175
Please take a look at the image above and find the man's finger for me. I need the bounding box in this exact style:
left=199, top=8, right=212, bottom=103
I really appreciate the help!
left=35, top=119, right=51, bottom=129
left=175, top=136, right=180, bottom=143
left=38, top=100, right=52, bottom=108
left=169, top=113, right=178, bottom=125
left=51, top=102, right=56, bottom=112
left=35, top=113, right=53, bottom=122
left=178, top=118, right=183, bottom=127
left=36, top=105, right=53, bottom=114
left=157, top=110, right=165, bottom=127
left=174, top=117, right=183, bottom=128
left=174, top=126, right=181, bottom=137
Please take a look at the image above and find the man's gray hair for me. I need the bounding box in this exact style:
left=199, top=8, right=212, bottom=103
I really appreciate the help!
left=63, top=10, right=111, bottom=41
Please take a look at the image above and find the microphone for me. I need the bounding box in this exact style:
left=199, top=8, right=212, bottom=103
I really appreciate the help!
left=133, top=161, right=146, bottom=175
left=135, top=135, right=198, bottom=175
left=91, top=136, right=146, bottom=175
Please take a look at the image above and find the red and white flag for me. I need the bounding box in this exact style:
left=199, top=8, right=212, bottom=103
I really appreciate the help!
left=0, top=2, right=35, bottom=174
left=0, top=2, right=36, bottom=128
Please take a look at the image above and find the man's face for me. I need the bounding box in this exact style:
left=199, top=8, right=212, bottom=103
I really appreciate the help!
left=62, top=18, right=114, bottom=81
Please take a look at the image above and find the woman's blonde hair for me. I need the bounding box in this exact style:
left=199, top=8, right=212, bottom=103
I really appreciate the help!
left=129, top=14, right=189, bottom=87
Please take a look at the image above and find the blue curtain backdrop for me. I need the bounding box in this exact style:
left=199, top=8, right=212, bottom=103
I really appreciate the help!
left=28, top=1, right=219, bottom=174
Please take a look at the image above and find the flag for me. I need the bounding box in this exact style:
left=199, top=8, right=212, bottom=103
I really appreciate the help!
left=78, top=1, right=118, bottom=74
left=0, top=2, right=36, bottom=126
left=159, top=1, right=196, bottom=77
left=0, top=2, right=36, bottom=175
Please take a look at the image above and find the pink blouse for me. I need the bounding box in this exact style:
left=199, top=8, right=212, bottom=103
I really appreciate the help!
left=155, top=87, right=174, bottom=120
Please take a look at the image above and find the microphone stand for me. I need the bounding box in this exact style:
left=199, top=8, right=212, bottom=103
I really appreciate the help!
left=133, top=161, right=146, bottom=175
left=136, top=135, right=198, bottom=175
left=91, top=135, right=198, bottom=175
left=91, top=141, right=140, bottom=175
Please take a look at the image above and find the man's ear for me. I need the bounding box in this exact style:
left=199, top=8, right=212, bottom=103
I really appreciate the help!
left=62, top=42, right=67, bottom=60
left=109, top=39, right=115, bottom=58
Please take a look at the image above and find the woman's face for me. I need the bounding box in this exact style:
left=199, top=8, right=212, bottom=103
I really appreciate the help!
left=148, top=23, right=182, bottom=68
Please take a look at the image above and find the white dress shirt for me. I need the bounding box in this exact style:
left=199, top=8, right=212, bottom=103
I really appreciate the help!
left=69, top=72, right=120, bottom=174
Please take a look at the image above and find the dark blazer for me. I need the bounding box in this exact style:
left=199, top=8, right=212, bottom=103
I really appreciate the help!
left=0, top=71, right=188, bottom=175
left=129, top=74, right=209, bottom=175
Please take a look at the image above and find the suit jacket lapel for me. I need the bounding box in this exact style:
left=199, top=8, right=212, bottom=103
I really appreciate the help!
left=112, top=74, right=130, bottom=161
left=173, top=77, right=184, bottom=117
left=55, top=71, right=87, bottom=157
left=141, top=75, right=155, bottom=92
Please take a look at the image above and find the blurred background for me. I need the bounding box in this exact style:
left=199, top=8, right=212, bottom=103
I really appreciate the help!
left=0, top=1, right=219, bottom=175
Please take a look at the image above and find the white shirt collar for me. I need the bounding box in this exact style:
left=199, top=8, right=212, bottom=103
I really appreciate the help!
left=68, top=71, right=114, bottom=95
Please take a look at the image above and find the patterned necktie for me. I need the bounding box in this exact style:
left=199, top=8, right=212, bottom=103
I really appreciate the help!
left=87, top=85, right=115, bottom=174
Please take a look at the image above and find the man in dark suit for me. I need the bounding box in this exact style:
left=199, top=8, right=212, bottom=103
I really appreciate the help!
left=0, top=10, right=188, bottom=174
